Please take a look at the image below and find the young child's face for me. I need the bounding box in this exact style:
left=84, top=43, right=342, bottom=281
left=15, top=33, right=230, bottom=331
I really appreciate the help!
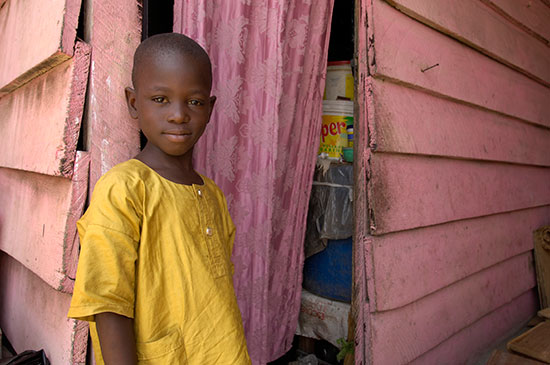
left=126, top=52, right=215, bottom=158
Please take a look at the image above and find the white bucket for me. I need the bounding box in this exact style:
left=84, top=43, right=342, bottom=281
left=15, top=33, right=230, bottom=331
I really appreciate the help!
left=324, top=61, right=354, bottom=101
left=319, top=100, right=354, bottom=159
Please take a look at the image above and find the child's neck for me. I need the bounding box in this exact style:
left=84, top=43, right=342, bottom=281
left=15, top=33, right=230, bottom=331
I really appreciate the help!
left=135, top=146, right=203, bottom=185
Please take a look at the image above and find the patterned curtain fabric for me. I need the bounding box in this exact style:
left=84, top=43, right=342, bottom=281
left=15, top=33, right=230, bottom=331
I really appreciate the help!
left=174, top=1, right=334, bottom=362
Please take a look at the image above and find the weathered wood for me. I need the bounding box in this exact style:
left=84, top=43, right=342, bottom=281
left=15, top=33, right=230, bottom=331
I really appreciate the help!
left=371, top=206, right=550, bottom=311
left=411, top=290, right=538, bottom=364
left=369, top=0, right=550, bottom=128
left=368, top=153, right=550, bottom=234
left=482, top=0, right=550, bottom=45
left=0, top=0, right=81, bottom=94
left=369, top=253, right=536, bottom=364
left=0, top=43, right=91, bottom=178
left=0, top=152, right=90, bottom=292
left=528, top=316, right=546, bottom=327
left=371, top=80, right=550, bottom=167
left=488, top=349, right=546, bottom=365
left=86, top=0, right=141, bottom=190
left=538, top=308, right=550, bottom=320
left=384, top=0, right=550, bottom=86
left=0, top=252, right=88, bottom=364
left=508, top=321, right=550, bottom=363
left=534, top=226, right=550, bottom=309
left=353, top=0, right=373, bottom=363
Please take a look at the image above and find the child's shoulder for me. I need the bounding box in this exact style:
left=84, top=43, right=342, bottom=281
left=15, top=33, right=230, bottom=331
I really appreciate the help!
left=92, top=159, right=151, bottom=195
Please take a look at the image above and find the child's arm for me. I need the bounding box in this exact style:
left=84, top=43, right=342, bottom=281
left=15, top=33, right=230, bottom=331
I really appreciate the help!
left=96, top=312, right=137, bottom=365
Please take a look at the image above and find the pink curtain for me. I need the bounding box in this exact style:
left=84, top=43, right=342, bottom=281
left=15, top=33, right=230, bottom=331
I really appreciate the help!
left=174, top=1, right=333, bottom=363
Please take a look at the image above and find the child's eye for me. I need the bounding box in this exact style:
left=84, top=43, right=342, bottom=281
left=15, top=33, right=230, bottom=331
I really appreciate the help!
left=189, top=99, right=204, bottom=106
left=152, top=96, right=167, bottom=103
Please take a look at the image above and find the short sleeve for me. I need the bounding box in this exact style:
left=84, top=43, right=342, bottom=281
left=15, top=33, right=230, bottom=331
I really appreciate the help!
left=68, top=170, right=143, bottom=322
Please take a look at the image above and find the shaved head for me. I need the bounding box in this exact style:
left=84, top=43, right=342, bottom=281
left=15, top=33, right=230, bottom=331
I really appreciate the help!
left=132, top=33, right=212, bottom=89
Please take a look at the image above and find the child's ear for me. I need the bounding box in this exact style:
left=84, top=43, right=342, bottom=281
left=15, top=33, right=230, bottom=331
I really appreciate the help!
left=208, top=95, right=217, bottom=120
left=125, top=87, right=138, bottom=119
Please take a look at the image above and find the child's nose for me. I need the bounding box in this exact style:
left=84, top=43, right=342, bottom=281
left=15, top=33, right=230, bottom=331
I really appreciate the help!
left=168, top=103, right=189, bottom=124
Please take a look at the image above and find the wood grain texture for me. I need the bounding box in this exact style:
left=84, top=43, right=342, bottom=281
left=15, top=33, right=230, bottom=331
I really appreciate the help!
left=384, top=0, right=550, bottom=86
left=372, top=206, right=550, bottom=311
left=482, top=0, right=550, bottom=45
left=508, top=321, right=550, bottom=363
left=487, top=349, right=546, bottom=365
left=0, top=0, right=82, bottom=94
left=368, top=153, right=550, bottom=234
left=354, top=1, right=375, bottom=363
left=0, top=152, right=90, bottom=292
left=86, top=0, right=141, bottom=190
left=369, top=253, right=536, bottom=364
left=0, top=252, right=88, bottom=364
left=371, top=80, right=550, bottom=167
left=0, top=44, right=90, bottom=178
left=534, top=226, right=550, bottom=308
left=369, top=0, right=550, bottom=128
left=412, top=290, right=538, bottom=364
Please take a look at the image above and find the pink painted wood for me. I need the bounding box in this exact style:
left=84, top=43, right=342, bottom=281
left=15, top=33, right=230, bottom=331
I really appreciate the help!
left=0, top=0, right=81, bottom=94
left=371, top=80, right=550, bottom=167
left=411, top=289, right=538, bottom=364
left=368, top=153, right=550, bottom=234
left=353, top=0, right=373, bottom=362
left=0, top=151, right=90, bottom=292
left=0, top=252, right=88, bottom=364
left=385, top=0, right=550, bottom=86
left=0, top=42, right=91, bottom=178
left=369, top=0, right=550, bottom=128
left=482, top=0, right=550, bottom=45
left=372, top=206, right=550, bottom=310
left=86, top=0, right=141, bottom=190
left=369, top=253, right=536, bottom=364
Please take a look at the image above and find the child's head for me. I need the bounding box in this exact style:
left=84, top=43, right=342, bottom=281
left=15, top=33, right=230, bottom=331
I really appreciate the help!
left=125, top=33, right=216, bottom=158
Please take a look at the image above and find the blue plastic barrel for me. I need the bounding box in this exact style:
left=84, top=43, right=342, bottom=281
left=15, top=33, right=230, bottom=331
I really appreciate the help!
left=302, top=237, right=352, bottom=303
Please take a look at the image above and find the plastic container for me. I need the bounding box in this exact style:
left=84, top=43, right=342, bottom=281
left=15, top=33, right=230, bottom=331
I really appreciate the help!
left=342, top=147, right=353, bottom=162
left=302, top=237, right=353, bottom=303
left=319, top=100, right=354, bottom=159
left=346, top=125, right=353, bottom=147
left=324, top=61, right=354, bottom=101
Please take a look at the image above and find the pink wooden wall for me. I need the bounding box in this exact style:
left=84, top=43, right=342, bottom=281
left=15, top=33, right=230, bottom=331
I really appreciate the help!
left=0, top=0, right=140, bottom=363
left=354, top=0, right=550, bottom=364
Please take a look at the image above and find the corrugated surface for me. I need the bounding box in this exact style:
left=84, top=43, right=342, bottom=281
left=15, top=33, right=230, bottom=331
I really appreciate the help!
left=0, top=152, right=89, bottom=291
left=0, top=252, right=88, bottom=364
left=0, top=0, right=81, bottom=93
left=356, top=0, right=550, bottom=363
left=0, top=42, right=90, bottom=178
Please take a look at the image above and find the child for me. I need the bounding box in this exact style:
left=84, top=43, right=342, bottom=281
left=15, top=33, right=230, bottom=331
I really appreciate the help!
left=68, top=33, right=251, bottom=365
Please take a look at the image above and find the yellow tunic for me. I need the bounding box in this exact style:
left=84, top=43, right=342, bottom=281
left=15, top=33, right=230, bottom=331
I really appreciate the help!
left=68, top=159, right=250, bottom=364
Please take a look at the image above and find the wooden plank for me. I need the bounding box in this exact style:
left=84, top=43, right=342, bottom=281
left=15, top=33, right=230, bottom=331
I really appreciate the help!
left=354, top=1, right=373, bottom=364
left=411, top=290, right=538, bottom=364
left=371, top=80, right=550, bottom=167
left=0, top=252, right=88, bottom=364
left=538, top=308, right=550, bottom=320
left=0, top=0, right=81, bottom=94
left=487, top=350, right=547, bottom=365
left=0, top=42, right=91, bottom=178
left=369, top=253, right=536, bottom=364
left=368, top=153, right=550, bottom=234
left=368, top=0, right=550, bottom=128
left=86, top=0, right=141, bottom=190
left=371, top=206, right=550, bottom=311
left=0, top=152, right=90, bottom=292
left=482, top=0, right=550, bottom=45
left=508, top=322, right=550, bottom=363
left=534, top=226, right=550, bottom=308
left=384, top=0, right=550, bottom=86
